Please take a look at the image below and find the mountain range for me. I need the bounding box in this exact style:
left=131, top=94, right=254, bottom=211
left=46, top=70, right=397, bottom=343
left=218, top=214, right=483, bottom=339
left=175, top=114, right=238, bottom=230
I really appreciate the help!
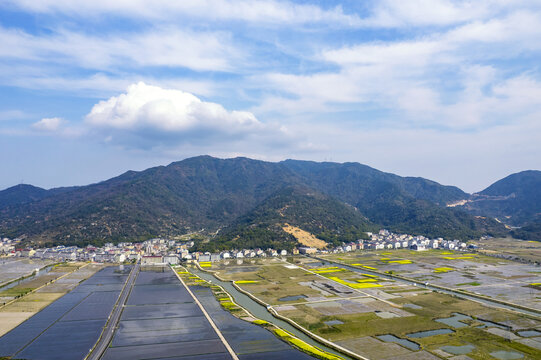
left=0, top=156, right=538, bottom=249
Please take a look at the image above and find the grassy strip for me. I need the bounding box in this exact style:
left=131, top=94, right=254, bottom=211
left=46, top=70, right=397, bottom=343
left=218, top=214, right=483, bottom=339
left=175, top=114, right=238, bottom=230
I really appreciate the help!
left=0, top=287, right=34, bottom=298
left=273, top=329, right=344, bottom=360
left=313, top=269, right=345, bottom=274
left=253, top=319, right=269, bottom=325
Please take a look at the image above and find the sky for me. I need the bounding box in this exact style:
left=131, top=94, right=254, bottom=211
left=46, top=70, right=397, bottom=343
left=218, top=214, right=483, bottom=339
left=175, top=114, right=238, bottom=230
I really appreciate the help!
left=1, top=0, right=540, bottom=193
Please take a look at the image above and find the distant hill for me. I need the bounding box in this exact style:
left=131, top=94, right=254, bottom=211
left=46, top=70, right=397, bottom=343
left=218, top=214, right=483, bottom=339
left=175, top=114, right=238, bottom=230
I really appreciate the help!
left=0, top=184, right=51, bottom=208
left=281, top=160, right=468, bottom=206
left=0, top=156, right=508, bottom=248
left=281, top=160, right=503, bottom=239
left=0, top=184, right=78, bottom=209
left=458, top=170, right=541, bottom=226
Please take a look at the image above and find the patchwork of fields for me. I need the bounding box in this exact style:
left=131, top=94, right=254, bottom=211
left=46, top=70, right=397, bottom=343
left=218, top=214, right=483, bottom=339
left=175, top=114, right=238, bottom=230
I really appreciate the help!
left=0, top=263, right=102, bottom=336
left=0, top=258, right=56, bottom=286
left=321, top=249, right=541, bottom=310
left=0, top=265, right=130, bottom=360
left=204, top=254, right=541, bottom=360
left=102, top=267, right=234, bottom=360
left=0, top=262, right=316, bottom=360
left=1, top=251, right=540, bottom=360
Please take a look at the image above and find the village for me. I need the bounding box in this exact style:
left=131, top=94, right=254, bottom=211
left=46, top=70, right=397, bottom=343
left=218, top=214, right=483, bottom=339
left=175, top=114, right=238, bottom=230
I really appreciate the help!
left=0, top=229, right=476, bottom=265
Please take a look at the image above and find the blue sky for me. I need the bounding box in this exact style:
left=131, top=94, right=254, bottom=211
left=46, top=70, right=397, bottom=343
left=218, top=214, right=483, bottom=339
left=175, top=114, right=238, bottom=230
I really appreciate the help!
left=1, top=1, right=540, bottom=192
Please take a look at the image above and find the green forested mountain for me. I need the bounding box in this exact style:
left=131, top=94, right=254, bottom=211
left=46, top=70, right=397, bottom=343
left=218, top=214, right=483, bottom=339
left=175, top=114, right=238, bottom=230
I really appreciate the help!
left=459, top=170, right=541, bottom=226
left=281, top=160, right=468, bottom=206
left=0, top=156, right=299, bottom=246
left=454, top=170, right=541, bottom=241
left=511, top=222, right=541, bottom=241
left=280, top=160, right=504, bottom=239
left=0, top=156, right=509, bottom=247
left=0, top=184, right=55, bottom=208
left=199, top=186, right=377, bottom=251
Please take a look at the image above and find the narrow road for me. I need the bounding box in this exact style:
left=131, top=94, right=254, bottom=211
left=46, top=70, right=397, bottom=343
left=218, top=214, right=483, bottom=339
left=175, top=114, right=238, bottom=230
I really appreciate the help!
left=86, top=264, right=139, bottom=360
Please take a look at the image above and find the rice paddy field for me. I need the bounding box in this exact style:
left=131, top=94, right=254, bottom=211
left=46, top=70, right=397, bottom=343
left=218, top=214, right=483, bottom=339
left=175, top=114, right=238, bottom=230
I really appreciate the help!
left=103, top=266, right=317, bottom=360
left=0, top=265, right=131, bottom=360
left=209, top=258, right=347, bottom=305
left=202, top=256, right=541, bottom=360
left=319, top=249, right=541, bottom=310
left=0, top=263, right=103, bottom=336
left=477, top=237, right=541, bottom=264
left=0, top=262, right=86, bottom=304
left=0, top=258, right=56, bottom=286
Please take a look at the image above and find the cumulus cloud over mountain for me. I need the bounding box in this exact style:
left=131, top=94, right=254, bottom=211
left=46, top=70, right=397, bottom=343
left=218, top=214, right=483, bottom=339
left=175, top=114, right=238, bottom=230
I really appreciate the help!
left=84, top=82, right=283, bottom=148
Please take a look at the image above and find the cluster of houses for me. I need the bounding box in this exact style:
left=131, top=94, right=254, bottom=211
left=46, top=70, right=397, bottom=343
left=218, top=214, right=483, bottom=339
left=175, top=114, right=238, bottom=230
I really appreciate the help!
left=299, top=230, right=472, bottom=255
left=0, top=237, right=18, bottom=254
left=0, top=237, right=291, bottom=265
left=357, top=230, right=469, bottom=251
left=0, top=238, right=175, bottom=263
left=1, top=229, right=474, bottom=265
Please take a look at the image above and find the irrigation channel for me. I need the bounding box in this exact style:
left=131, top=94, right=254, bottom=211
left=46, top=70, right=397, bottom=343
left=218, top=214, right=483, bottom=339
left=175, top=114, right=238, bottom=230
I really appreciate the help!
left=191, top=267, right=353, bottom=360
left=307, top=255, right=541, bottom=319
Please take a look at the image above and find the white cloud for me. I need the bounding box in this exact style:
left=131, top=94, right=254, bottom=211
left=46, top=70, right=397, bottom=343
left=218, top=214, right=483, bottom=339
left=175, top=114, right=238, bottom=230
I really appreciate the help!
left=32, top=117, right=63, bottom=131
left=356, top=0, right=541, bottom=28
left=30, top=117, right=84, bottom=138
left=254, top=8, right=541, bottom=130
left=84, top=82, right=287, bottom=148
left=3, top=0, right=361, bottom=26
left=0, top=26, right=238, bottom=72
left=361, top=0, right=493, bottom=27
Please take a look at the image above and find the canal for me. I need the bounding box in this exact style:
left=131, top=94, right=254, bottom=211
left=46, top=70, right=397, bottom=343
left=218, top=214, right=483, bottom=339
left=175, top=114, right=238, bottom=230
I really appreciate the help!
left=191, top=267, right=354, bottom=360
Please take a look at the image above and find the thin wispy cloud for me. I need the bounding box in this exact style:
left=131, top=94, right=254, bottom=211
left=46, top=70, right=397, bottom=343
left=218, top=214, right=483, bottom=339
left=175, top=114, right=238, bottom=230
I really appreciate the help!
left=3, top=0, right=362, bottom=26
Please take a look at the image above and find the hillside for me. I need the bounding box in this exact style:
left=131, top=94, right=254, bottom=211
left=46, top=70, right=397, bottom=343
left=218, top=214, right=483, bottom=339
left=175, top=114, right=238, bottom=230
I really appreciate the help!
left=459, top=170, right=541, bottom=226
left=0, top=156, right=300, bottom=246
left=280, top=160, right=504, bottom=239
left=198, top=186, right=376, bottom=252
left=511, top=223, right=541, bottom=241
left=0, top=184, right=52, bottom=208
left=0, top=156, right=508, bottom=247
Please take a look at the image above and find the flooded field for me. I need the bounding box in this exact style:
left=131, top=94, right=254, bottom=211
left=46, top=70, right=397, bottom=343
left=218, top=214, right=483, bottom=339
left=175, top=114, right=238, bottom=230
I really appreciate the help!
left=0, top=265, right=130, bottom=360
left=192, top=285, right=317, bottom=359
left=0, top=263, right=102, bottom=336
left=102, top=267, right=233, bottom=360
left=0, top=258, right=56, bottom=286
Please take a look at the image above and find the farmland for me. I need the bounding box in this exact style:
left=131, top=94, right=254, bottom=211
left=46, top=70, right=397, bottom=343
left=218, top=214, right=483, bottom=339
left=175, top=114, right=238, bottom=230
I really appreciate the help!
left=202, top=254, right=541, bottom=360
left=0, top=265, right=131, bottom=360
left=0, top=263, right=101, bottom=336
left=476, top=237, right=541, bottom=263
left=318, top=249, right=541, bottom=310
left=0, top=258, right=56, bottom=286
